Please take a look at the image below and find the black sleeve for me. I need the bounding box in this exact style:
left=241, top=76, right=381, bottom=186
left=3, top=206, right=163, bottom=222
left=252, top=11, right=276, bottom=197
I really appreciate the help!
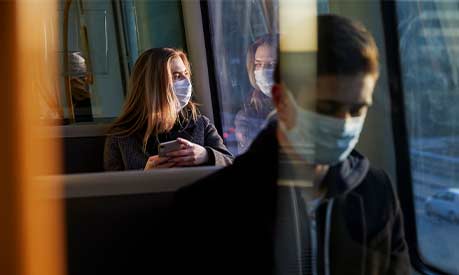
left=202, top=116, right=234, bottom=166
left=103, top=136, right=125, bottom=171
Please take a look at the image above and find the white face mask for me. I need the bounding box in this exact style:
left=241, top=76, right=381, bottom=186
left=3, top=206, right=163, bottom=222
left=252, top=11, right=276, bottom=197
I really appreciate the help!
left=173, top=78, right=192, bottom=109
left=281, top=103, right=365, bottom=165
left=254, top=68, right=275, bottom=97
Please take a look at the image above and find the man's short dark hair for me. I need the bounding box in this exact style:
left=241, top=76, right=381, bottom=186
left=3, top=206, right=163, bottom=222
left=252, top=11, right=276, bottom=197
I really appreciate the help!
left=274, top=14, right=379, bottom=83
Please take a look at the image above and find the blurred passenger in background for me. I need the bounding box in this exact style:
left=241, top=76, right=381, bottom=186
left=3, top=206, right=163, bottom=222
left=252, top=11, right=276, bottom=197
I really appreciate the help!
left=235, top=34, right=278, bottom=153
left=104, top=48, right=233, bottom=171
left=69, top=51, right=93, bottom=122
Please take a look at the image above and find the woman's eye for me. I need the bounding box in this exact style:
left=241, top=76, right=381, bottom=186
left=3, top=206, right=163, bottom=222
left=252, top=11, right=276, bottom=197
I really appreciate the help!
left=266, top=62, right=276, bottom=69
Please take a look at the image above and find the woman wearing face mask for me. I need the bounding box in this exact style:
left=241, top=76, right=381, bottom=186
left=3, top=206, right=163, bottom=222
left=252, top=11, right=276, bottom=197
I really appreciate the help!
left=234, top=34, right=278, bottom=154
left=104, top=48, right=233, bottom=171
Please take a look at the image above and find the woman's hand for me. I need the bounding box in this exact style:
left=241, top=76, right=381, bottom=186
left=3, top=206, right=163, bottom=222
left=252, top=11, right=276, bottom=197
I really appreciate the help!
left=166, top=138, right=209, bottom=166
left=144, top=155, right=175, bottom=170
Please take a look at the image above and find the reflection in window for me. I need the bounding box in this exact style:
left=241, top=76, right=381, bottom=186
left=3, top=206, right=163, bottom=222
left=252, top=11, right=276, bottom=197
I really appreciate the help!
left=397, top=1, right=459, bottom=274
left=207, top=0, right=330, bottom=155
left=207, top=0, right=279, bottom=154
left=59, top=0, right=125, bottom=122
left=68, top=51, right=93, bottom=122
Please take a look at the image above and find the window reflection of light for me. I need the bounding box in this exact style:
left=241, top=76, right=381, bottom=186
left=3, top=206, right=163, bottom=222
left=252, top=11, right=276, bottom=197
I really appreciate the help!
left=279, top=0, right=317, bottom=52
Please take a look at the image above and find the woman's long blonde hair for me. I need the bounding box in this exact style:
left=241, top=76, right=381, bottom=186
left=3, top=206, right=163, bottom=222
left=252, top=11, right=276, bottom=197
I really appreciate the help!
left=108, top=48, right=198, bottom=152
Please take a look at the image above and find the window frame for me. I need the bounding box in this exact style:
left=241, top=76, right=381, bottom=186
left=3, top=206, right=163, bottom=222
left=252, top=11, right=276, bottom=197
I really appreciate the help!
left=198, top=0, right=279, bottom=150
left=197, top=0, right=224, bottom=136
left=381, top=1, right=452, bottom=275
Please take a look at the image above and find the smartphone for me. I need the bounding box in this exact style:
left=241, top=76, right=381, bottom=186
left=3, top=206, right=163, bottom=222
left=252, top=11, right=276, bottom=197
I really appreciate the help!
left=158, top=139, right=182, bottom=157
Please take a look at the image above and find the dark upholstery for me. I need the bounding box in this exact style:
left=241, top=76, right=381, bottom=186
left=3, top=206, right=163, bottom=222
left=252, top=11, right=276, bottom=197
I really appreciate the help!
left=66, top=192, right=174, bottom=275
left=62, top=136, right=106, bottom=174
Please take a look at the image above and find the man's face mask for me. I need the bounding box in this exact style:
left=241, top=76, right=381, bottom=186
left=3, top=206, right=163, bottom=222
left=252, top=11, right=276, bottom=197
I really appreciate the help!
left=173, top=78, right=192, bottom=109
left=281, top=100, right=365, bottom=165
left=255, top=68, right=275, bottom=97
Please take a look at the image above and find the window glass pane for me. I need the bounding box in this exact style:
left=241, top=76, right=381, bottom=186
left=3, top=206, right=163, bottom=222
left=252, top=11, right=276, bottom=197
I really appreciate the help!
left=396, top=1, right=459, bottom=274
left=318, top=0, right=329, bottom=13
left=207, top=0, right=279, bottom=155
left=207, top=0, right=331, bottom=155
left=57, top=0, right=126, bottom=122
left=122, top=0, right=187, bottom=77
left=42, top=0, right=187, bottom=124
left=132, top=0, right=186, bottom=53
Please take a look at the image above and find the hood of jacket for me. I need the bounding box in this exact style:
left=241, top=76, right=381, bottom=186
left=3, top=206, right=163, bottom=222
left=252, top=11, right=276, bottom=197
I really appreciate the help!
left=247, top=118, right=370, bottom=197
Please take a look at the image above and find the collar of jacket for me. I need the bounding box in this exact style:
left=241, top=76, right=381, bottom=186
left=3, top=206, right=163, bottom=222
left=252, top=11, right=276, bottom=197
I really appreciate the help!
left=248, top=119, right=370, bottom=199
left=323, top=150, right=370, bottom=199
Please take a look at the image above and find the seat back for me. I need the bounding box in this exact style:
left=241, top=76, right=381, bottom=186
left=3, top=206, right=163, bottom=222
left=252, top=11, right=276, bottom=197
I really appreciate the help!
left=39, top=167, right=220, bottom=275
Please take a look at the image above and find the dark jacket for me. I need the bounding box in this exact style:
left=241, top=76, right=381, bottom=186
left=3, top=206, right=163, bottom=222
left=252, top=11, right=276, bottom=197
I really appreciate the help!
left=234, top=91, right=274, bottom=153
left=173, top=120, right=410, bottom=275
left=104, top=115, right=233, bottom=171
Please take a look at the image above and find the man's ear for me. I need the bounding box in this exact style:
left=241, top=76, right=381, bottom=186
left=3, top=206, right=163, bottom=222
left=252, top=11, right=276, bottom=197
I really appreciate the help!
left=271, top=84, right=283, bottom=110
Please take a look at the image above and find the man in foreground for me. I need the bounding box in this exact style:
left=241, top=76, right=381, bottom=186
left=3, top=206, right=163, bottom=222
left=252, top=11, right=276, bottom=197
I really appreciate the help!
left=173, top=14, right=411, bottom=275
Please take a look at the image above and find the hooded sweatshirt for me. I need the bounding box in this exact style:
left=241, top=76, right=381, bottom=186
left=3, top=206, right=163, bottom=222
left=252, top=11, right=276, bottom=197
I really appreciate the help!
left=173, top=120, right=411, bottom=275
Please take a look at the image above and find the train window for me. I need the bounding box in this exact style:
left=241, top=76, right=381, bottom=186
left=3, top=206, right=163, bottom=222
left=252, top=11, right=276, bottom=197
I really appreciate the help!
left=40, top=0, right=186, bottom=125
left=205, top=0, right=278, bottom=154
left=396, top=1, right=459, bottom=274
left=206, top=0, right=328, bottom=155
left=123, top=0, right=187, bottom=61
left=55, top=0, right=126, bottom=123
